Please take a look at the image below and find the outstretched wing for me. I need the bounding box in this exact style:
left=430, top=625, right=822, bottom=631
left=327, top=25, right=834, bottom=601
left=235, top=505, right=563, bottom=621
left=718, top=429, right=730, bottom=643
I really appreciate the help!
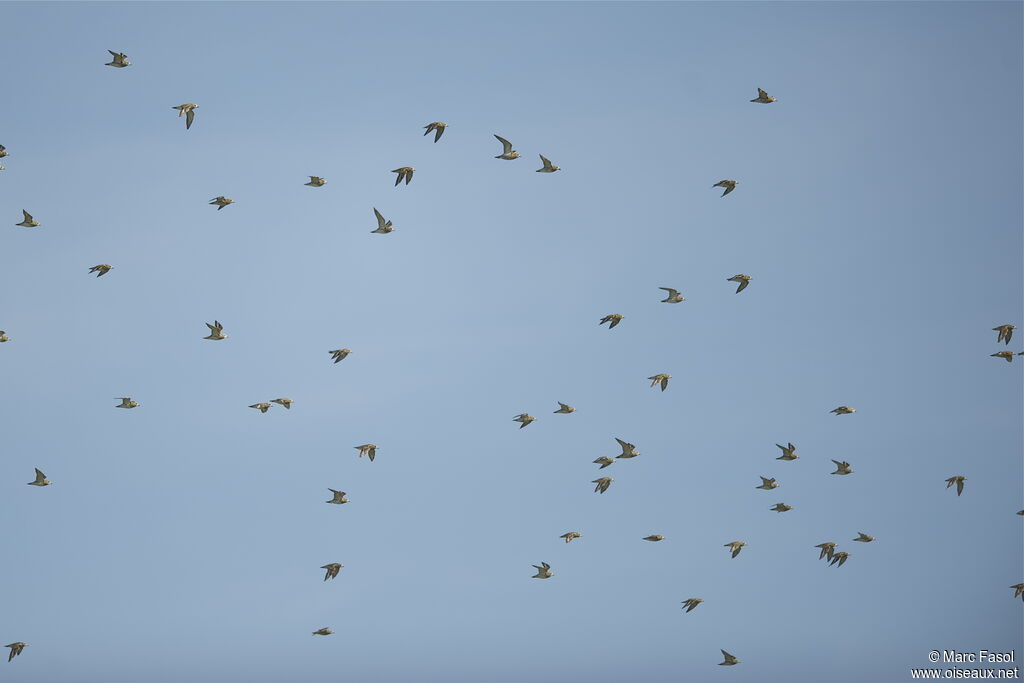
left=494, top=134, right=513, bottom=154
left=185, top=108, right=195, bottom=130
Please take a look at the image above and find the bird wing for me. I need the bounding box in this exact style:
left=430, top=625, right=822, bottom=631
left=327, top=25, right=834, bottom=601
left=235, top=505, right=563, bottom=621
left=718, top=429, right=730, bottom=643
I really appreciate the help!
left=757, top=88, right=769, bottom=98
left=434, top=125, right=444, bottom=142
left=956, top=479, right=964, bottom=495
left=735, top=279, right=748, bottom=292
left=373, top=208, right=386, bottom=228
left=22, top=210, right=32, bottom=222
left=494, top=135, right=513, bottom=154
left=539, top=154, right=552, bottom=169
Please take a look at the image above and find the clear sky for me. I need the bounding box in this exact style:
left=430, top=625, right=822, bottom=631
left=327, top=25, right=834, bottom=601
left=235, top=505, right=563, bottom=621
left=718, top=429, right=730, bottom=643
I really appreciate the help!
left=1, top=2, right=1021, bottom=681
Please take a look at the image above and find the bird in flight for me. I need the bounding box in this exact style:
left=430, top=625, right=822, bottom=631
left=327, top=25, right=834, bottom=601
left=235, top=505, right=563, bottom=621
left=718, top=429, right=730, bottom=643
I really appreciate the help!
left=719, top=650, right=740, bottom=666
left=659, top=287, right=685, bottom=303
left=648, top=374, right=671, bottom=392
left=713, top=179, right=738, bottom=197
left=593, top=477, right=613, bottom=494
left=991, top=351, right=1015, bottom=363
left=750, top=87, right=776, bottom=103
left=599, top=314, right=624, bottom=329
left=423, top=121, right=447, bottom=142
left=770, top=503, right=792, bottom=512
left=593, top=456, right=614, bottom=469
left=643, top=535, right=665, bottom=542
left=392, top=166, right=414, bottom=186
left=27, top=468, right=51, bottom=487
left=553, top=402, right=575, bottom=414
left=532, top=562, right=553, bottom=579
left=513, top=414, right=536, bottom=429
left=993, top=324, right=1015, bottom=345
left=209, top=196, right=234, bottom=210
left=105, top=50, right=131, bottom=67
left=355, top=444, right=378, bottom=462
left=776, top=443, right=798, bottom=460
left=312, top=628, right=333, bottom=636
left=853, top=532, right=874, bottom=542
left=115, top=397, right=139, bottom=409
left=326, top=489, right=349, bottom=504
left=831, top=405, right=856, bottom=415
left=681, top=598, right=703, bottom=612
left=321, top=563, right=343, bottom=581
left=614, top=438, right=640, bottom=459
left=173, top=103, right=198, bottom=129
left=829, top=551, right=850, bottom=567
left=945, top=475, right=966, bottom=496
left=329, top=348, right=352, bottom=363
left=372, top=208, right=394, bottom=234
left=560, top=532, right=582, bottom=544
left=0, top=144, right=7, bottom=158
left=536, top=155, right=560, bottom=173
left=724, top=541, right=746, bottom=558
left=204, top=321, right=227, bottom=340
left=305, top=176, right=327, bottom=187
left=1011, top=584, right=1024, bottom=601
left=493, top=135, right=520, bottom=160
left=727, top=274, right=751, bottom=293
left=88, top=264, right=113, bottom=277
left=0, top=331, right=8, bottom=342
left=249, top=403, right=272, bottom=413
left=5, top=642, right=26, bottom=662
left=271, top=398, right=292, bottom=409
left=831, top=460, right=853, bottom=475
left=16, top=210, right=39, bottom=227
left=756, top=476, right=779, bottom=490
left=816, top=542, right=837, bottom=561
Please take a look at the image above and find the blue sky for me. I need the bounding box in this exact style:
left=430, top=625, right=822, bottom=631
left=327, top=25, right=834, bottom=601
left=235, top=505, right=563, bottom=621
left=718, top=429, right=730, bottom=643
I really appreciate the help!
left=1, top=1, right=1021, bottom=681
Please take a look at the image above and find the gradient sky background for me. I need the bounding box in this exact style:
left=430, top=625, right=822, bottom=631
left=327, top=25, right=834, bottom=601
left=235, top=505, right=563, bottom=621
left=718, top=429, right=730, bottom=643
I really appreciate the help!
left=1, top=2, right=1021, bottom=681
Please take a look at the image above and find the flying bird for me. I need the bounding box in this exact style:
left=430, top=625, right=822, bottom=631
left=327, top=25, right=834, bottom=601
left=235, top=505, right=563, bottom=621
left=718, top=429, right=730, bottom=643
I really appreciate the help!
left=681, top=598, right=703, bottom=612
left=329, top=349, right=352, bottom=363
left=724, top=541, right=746, bottom=558
left=659, top=287, right=685, bottom=303
left=815, top=542, right=837, bottom=561
left=560, top=532, right=582, bottom=544
left=643, top=535, right=665, bottom=542
left=493, top=135, right=520, bottom=160
left=853, top=532, right=874, bottom=542
left=614, top=438, right=640, bottom=459
left=536, top=155, right=560, bottom=173
left=372, top=208, right=393, bottom=234
left=321, top=563, right=343, bottom=581
left=993, top=324, right=1015, bottom=345
left=719, top=650, right=740, bottom=666
left=750, top=87, right=776, bottom=103
left=648, top=374, right=671, bottom=391
left=599, top=314, right=624, bottom=329
left=713, top=180, right=738, bottom=197
left=105, top=50, right=131, bottom=67
left=770, top=503, right=792, bottom=512
left=392, top=166, right=414, bottom=186
left=271, top=398, right=292, bottom=409
left=16, top=210, right=39, bottom=227
left=831, top=406, right=856, bottom=415
left=312, top=628, right=333, bottom=636
left=0, top=144, right=7, bottom=158
left=355, top=444, right=377, bottom=462
left=305, top=176, right=327, bottom=187
left=204, top=321, right=227, bottom=340
left=831, top=460, right=853, bottom=475
left=776, top=443, right=798, bottom=460
left=423, top=121, right=447, bottom=142
left=945, top=475, right=966, bottom=496
left=532, top=562, right=553, bottom=579
left=991, top=351, right=1015, bottom=363
left=209, top=196, right=233, bottom=210
left=593, top=477, right=613, bottom=494
left=326, top=489, right=349, bottom=504
left=756, top=476, right=779, bottom=490
left=1011, top=584, right=1024, bottom=601
left=513, top=414, right=536, bottom=429
left=88, top=264, right=113, bottom=277
left=249, top=403, right=272, bottom=413
left=593, top=456, right=614, bottom=469
left=727, top=274, right=751, bottom=293
left=830, top=551, right=850, bottom=567
left=27, top=468, right=51, bottom=486
left=5, top=643, right=26, bottom=662
left=0, top=331, right=8, bottom=342
left=115, top=397, right=139, bottom=409
left=553, top=402, right=575, bottom=414
left=173, top=103, right=198, bottom=129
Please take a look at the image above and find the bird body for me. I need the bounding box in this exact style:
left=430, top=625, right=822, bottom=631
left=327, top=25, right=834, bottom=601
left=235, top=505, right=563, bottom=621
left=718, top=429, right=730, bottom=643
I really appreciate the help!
left=776, top=443, right=798, bottom=460
left=204, top=321, right=227, bottom=340
left=305, top=176, right=327, bottom=187
left=392, top=166, right=414, bottom=186
left=115, top=397, right=139, bottom=409
left=599, top=314, right=624, bottom=329
left=830, top=551, right=850, bottom=567
left=27, top=468, right=51, bottom=486
left=536, top=155, right=560, bottom=172
left=643, top=535, right=665, bottom=542
left=271, top=398, right=292, bottom=409
left=321, top=563, right=343, bottom=581
left=648, top=374, right=671, bottom=391
left=994, top=324, right=1015, bottom=345
left=713, top=180, right=738, bottom=197
left=614, top=438, right=639, bottom=459
left=756, top=476, right=779, bottom=490
left=592, top=477, right=613, bottom=494
left=853, top=532, right=874, bottom=542
left=249, top=403, right=272, bottom=413
left=372, top=208, right=393, bottom=234
left=771, top=503, right=792, bottom=512
left=681, top=598, right=703, bottom=612
left=326, top=489, right=349, bottom=504
left=5, top=642, right=26, bottom=662
left=946, top=475, right=966, bottom=496
left=659, top=287, right=685, bottom=303
left=105, top=50, right=131, bottom=67
left=209, top=196, right=233, bottom=210
left=815, top=542, right=836, bottom=561
left=750, top=87, right=775, bottom=103
left=513, top=414, right=535, bottom=429
left=593, top=456, right=614, bottom=469
left=720, top=650, right=740, bottom=666
left=88, top=264, right=113, bottom=277
left=831, top=459, right=853, bottom=475
left=553, top=402, right=575, bottom=414
left=16, top=210, right=39, bottom=227
left=532, top=562, right=552, bottom=579
left=991, top=351, right=1015, bottom=362
left=329, top=349, right=352, bottom=363
left=831, top=406, right=856, bottom=415
left=355, top=444, right=377, bottom=461
left=725, top=541, right=746, bottom=558
left=560, top=532, right=582, bottom=544
left=312, top=628, right=333, bottom=636
left=423, top=121, right=447, bottom=142
left=494, top=134, right=520, bottom=160
left=727, top=274, right=751, bottom=293
left=173, top=103, right=198, bottom=130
